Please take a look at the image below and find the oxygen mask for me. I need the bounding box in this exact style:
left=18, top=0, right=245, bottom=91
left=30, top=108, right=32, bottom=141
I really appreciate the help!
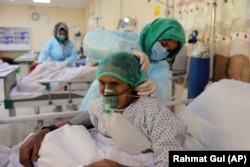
left=102, top=83, right=139, bottom=113
left=103, top=83, right=120, bottom=113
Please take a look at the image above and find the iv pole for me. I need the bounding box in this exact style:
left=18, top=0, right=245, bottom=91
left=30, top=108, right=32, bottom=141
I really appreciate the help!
left=209, top=1, right=217, bottom=82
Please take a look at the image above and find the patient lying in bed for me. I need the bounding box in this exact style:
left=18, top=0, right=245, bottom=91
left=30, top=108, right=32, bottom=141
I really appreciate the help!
left=1, top=51, right=187, bottom=167
left=9, top=61, right=97, bottom=100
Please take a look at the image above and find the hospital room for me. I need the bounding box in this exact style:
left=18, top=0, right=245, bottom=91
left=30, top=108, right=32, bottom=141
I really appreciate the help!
left=0, top=0, right=250, bottom=166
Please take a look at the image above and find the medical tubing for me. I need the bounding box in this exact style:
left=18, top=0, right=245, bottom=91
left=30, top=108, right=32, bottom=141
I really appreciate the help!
left=168, top=57, right=190, bottom=101
left=168, top=72, right=188, bottom=101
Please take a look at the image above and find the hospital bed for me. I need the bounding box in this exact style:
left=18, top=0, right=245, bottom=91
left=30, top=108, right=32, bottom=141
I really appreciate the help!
left=1, top=79, right=250, bottom=149
left=4, top=79, right=91, bottom=117
left=2, top=61, right=97, bottom=117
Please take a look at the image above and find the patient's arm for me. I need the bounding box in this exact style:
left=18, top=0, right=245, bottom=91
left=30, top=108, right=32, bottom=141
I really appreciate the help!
left=19, top=119, right=69, bottom=167
left=19, top=112, right=93, bottom=167
left=85, top=159, right=130, bottom=167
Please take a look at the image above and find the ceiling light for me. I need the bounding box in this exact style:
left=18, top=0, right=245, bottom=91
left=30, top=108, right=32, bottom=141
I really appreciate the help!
left=33, top=0, right=51, bottom=3
left=123, top=17, right=130, bottom=23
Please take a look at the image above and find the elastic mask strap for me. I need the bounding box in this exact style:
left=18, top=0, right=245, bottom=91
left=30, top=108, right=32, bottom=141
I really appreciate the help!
left=118, top=86, right=132, bottom=96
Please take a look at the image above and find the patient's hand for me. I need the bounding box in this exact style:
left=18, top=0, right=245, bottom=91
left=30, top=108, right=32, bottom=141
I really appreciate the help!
left=85, top=159, right=129, bottom=167
left=19, top=129, right=50, bottom=167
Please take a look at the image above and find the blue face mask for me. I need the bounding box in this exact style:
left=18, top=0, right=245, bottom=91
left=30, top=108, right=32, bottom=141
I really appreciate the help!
left=150, top=42, right=169, bottom=61
left=57, top=35, right=66, bottom=41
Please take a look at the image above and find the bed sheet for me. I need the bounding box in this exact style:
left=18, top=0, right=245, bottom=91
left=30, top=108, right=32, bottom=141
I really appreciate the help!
left=0, top=125, right=155, bottom=167
left=180, top=79, right=250, bottom=150
left=9, top=62, right=97, bottom=100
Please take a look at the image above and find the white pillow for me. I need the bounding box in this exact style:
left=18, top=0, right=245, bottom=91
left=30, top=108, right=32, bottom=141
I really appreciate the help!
left=180, top=79, right=250, bottom=150
left=219, top=79, right=250, bottom=93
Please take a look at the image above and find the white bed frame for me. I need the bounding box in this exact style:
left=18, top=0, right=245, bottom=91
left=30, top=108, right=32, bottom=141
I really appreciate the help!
left=1, top=99, right=192, bottom=125
left=4, top=79, right=92, bottom=117
left=0, top=98, right=192, bottom=146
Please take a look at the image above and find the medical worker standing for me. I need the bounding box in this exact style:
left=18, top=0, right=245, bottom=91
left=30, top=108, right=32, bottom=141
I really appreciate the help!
left=37, top=22, right=77, bottom=67
left=80, top=18, right=186, bottom=109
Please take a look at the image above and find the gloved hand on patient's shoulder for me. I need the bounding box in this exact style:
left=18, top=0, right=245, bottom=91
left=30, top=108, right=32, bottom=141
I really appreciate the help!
left=134, top=79, right=157, bottom=98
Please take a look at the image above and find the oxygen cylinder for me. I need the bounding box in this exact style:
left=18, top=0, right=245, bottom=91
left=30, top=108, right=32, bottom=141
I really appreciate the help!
left=188, top=35, right=210, bottom=99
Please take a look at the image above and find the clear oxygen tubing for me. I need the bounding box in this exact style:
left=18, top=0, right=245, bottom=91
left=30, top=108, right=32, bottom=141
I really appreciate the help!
left=168, top=62, right=189, bottom=101
left=167, top=45, right=190, bottom=101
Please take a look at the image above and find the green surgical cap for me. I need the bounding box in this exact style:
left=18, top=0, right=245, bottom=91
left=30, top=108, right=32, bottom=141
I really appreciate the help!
left=139, top=18, right=185, bottom=61
left=96, top=51, right=146, bottom=86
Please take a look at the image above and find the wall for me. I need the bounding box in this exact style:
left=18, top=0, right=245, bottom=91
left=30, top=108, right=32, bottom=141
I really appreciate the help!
left=83, top=0, right=171, bottom=33
left=0, top=0, right=187, bottom=113
left=0, top=4, right=86, bottom=57
left=0, top=0, right=174, bottom=55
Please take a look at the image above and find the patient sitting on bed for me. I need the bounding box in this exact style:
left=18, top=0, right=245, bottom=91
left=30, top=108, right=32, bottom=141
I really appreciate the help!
left=17, top=51, right=186, bottom=167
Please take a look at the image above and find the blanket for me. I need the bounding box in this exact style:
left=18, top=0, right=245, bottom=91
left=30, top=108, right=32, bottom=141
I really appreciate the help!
left=180, top=79, right=250, bottom=150
left=9, top=62, right=97, bottom=100
left=0, top=125, right=154, bottom=167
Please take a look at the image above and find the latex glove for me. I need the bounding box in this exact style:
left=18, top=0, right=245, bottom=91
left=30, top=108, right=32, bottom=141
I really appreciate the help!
left=134, top=79, right=157, bottom=98
left=131, top=49, right=150, bottom=73
left=19, top=129, right=50, bottom=167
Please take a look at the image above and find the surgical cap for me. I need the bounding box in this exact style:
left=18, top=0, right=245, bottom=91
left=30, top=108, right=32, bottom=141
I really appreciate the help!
left=139, top=18, right=185, bottom=61
left=96, top=51, right=146, bottom=86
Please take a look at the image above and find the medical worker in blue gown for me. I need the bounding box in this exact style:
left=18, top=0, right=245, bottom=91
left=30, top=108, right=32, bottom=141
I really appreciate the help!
left=37, top=22, right=77, bottom=67
left=80, top=18, right=186, bottom=110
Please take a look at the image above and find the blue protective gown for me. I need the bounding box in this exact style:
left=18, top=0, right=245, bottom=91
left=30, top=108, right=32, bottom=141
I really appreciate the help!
left=79, top=28, right=170, bottom=110
left=38, top=38, right=77, bottom=66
